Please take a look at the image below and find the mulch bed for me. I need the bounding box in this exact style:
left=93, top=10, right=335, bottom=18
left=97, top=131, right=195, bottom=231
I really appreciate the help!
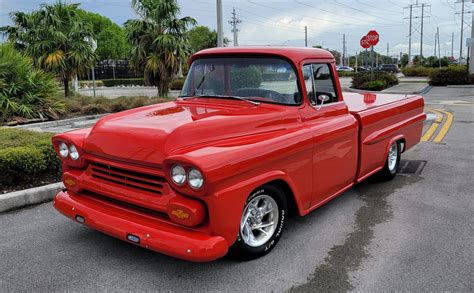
left=1, top=172, right=62, bottom=194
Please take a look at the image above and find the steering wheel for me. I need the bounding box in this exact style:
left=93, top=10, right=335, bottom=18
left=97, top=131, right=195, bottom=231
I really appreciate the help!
left=261, top=89, right=287, bottom=103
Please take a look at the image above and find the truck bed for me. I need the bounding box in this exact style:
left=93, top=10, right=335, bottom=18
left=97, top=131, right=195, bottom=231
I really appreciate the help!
left=343, top=92, right=426, bottom=182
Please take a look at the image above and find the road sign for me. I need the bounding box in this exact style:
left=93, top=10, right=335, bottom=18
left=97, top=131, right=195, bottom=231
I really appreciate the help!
left=366, top=30, right=380, bottom=46
left=360, top=36, right=371, bottom=49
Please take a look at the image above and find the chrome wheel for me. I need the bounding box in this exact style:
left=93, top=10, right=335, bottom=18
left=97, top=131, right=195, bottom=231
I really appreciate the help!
left=388, top=143, right=398, bottom=172
left=240, top=194, right=279, bottom=247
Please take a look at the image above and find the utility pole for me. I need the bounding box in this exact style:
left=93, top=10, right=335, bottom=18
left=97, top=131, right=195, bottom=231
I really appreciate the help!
left=470, top=4, right=474, bottom=74
left=405, top=2, right=429, bottom=63
left=451, top=32, right=454, bottom=58
left=342, top=34, right=346, bottom=66
left=420, top=3, right=425, bottom=57
left=455, top=0, right=469, bottom=61
left=438, top=27, right=442, bottom=68
left=305, top=26, right=308, bottom=47
left=355, top=52, right=358, bottom=72
left=216, top=0, right=223, bottom=47
left=434, top=31, right=437, bottom=57
left=408, top=4, right=413, bottom=66
left=460, top=0, right=465, bottom=61
left=229, top=8, right=241, bottom=47
left=387, top=43, right=389, bottom=57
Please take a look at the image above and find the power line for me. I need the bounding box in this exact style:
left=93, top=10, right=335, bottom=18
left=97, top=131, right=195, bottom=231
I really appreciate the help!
left=329, top=0, right=402, bottom=24
left=294, top=0, right=400, bottom=26
left=246, top=0, right=401, bottom=27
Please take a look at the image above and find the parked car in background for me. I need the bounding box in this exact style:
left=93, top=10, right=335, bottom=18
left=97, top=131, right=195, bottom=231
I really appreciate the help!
left=377, top=64, right=400, bottom=73
left=355, top=66, right=369, bottom=72
left=52, top=47, right=425, bottom=262
left=336, top=66, right=354, bottom=72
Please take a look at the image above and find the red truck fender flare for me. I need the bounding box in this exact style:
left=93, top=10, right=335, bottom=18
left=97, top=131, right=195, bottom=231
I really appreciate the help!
left=384, top=135, right=405, bottom=162
left=209, top=170, right=305, bottom=246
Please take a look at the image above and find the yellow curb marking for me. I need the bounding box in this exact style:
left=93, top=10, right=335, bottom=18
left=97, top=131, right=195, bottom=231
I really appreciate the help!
left=433, top=109, right=453, bottom=143
left=421, top=109, right=443, bottom=142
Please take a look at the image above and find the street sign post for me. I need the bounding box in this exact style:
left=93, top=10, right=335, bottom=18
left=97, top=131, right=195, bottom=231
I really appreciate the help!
left=360, top=36, right=370, bottom=69
left=366, top=30, right=380, bottom=76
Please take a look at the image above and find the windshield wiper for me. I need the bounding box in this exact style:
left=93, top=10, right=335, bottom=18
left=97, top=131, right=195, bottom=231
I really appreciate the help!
left=181, top=95, right=260, bottom=106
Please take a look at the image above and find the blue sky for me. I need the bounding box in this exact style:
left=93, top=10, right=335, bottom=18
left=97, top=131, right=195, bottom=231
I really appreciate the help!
left=1, top=0, right=472, bottom=58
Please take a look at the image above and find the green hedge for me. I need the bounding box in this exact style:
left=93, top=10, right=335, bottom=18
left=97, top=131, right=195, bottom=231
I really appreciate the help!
left=0, top=128, right=60, bottom=185
left=351, top=72, right=399, bottom=91
left=402, top=67, right=434, bottom=77
left=170, top=78, right=185, bottom=90
left=429, top=66, right=470, bottom=86
left=231, top=66, right=262, bottom=90
left=337, top=71, right=357, bottom=77
left=102, top=78, right=145, bottom=87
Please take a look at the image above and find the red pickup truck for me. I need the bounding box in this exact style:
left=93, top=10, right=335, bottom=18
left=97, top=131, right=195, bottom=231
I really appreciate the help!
left=52, top=47, right=425, bottom=262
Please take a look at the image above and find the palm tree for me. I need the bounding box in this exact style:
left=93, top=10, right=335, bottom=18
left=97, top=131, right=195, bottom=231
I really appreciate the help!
left=1, top=1, right=97, bottom=97
left=125, top=0, right=196, bottom=96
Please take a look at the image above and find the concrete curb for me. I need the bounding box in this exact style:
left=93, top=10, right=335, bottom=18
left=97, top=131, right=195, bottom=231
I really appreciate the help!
left=447, top=85, right=474, bottom=88
left=0, top=182, right=63, bottom=213
left=343, top=84, right=431, bottom=95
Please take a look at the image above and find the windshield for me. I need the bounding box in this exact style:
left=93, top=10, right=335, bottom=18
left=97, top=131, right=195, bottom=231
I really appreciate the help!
left=180, top=57, right=301, bottom=105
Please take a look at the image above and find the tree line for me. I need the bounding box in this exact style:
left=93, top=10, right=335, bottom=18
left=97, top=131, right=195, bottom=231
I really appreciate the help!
left=1, top=0, right=223, bottom=97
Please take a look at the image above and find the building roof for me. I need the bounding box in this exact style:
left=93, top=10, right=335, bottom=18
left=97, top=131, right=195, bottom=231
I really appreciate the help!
left=191, top=46, right=335, bottom=65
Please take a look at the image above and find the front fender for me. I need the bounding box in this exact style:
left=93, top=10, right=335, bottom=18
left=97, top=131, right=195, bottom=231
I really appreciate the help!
left=205, top=170, right=303, bottom=246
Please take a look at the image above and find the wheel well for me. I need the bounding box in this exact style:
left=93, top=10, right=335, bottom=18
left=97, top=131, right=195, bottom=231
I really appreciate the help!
left=397, top=138, right=406, bottom=153
left=265, top=179, right=298, bottom=217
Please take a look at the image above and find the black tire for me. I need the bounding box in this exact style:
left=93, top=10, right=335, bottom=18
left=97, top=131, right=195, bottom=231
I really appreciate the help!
left=228, top=184, right=288, bottom=260
left=377, top=141, right=401, bottom=181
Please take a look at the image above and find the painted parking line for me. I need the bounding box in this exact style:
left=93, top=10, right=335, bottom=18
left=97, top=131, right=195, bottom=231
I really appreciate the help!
left=421, top=109, right=443, bottom=142
left=433, top=110, right=453, bottom=143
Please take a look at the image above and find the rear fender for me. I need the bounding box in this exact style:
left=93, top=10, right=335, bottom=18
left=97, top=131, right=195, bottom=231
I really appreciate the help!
left=384, top=135, right=405, bottom=163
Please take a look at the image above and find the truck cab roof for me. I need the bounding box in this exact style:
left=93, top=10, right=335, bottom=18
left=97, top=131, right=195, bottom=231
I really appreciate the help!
left=191, top=46, right=335, bottom=65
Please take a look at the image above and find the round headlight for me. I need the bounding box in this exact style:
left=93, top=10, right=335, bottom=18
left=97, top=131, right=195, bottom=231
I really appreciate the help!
left=171, top=164, right=186, bottom=185
left=188, top=168, right=204, bottom=190
left=59, top=142, right=69, bottom=158
left=69, top=144, right=80, bottom=161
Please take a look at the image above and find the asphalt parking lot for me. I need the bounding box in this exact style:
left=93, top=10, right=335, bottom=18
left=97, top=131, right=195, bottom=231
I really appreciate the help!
left=0, top=86, right=472, bottom=292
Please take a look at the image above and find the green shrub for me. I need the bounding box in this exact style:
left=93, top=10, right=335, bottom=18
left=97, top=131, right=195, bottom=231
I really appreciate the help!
left=170, top=79, right=185, bottom=90
left=337, top=71, right=357, bottom=77
left=363, top=80, right=386, bottom=91
left=102, top=78, right=145, bottom=87
left=402, top=67, right=434, bottom=77
left=0, top=44, right=65, bottom=122
left=429, top=66, right=469, bottom=86
left=0, top=128, right=60, bottom=185
left=0, top=147, right=47, bottom=184
left=231, top=66, right=262, bottom=90
left=351, top=72, right=398, bottom=90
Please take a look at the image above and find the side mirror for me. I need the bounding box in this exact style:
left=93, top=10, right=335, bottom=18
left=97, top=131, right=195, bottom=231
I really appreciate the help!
left=318, top=94, right=330, bottom=103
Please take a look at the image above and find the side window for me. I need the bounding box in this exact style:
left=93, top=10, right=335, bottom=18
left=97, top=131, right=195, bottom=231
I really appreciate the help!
left=311, top=64, right=338, bottom=105
left=302, top=64, right=314, bottom=103
left=302, top=63, right=338, bottom=106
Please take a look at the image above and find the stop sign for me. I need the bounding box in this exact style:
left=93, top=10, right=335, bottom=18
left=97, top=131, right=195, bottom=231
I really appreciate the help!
left=360, top=36, right=370, bottom=49
left=366, top=30, right=379, bottom=46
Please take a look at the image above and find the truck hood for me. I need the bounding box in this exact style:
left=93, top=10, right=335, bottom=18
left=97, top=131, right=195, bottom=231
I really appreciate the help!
left=83, top=98, right=300, bottom=165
